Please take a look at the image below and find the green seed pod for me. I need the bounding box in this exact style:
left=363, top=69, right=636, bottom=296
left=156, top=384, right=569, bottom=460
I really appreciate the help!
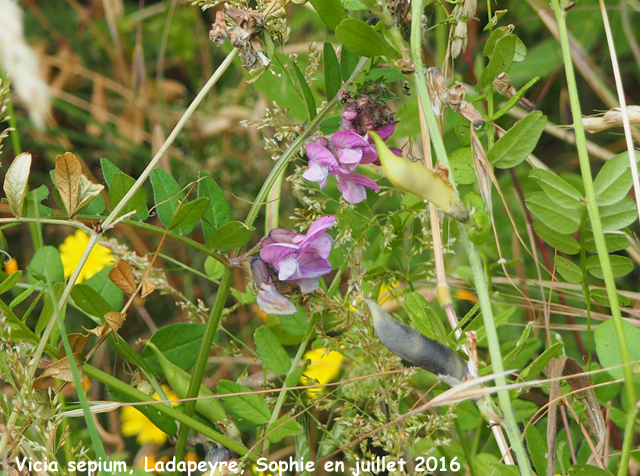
left=369, top=131, right=469, bottom=222
left=147, top=343, right=227, bottom=424
left=364, top=299, right=468, bottom=385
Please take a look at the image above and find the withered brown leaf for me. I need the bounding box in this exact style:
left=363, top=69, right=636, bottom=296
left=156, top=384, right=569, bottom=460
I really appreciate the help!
left=58, top=333, right=89, bottom=358
left=55, top=152, right=82, bottom=217
left=35, top=353, right=86, bottom=388
left=140, top=279, right=156, bottom=299
left=108, top=260, right=137, bottom=294
left=104, top=311, right=126, bottom=341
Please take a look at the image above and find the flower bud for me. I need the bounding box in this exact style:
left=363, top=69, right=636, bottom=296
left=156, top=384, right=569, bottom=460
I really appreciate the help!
left=369, top=131, right=470, bottom=222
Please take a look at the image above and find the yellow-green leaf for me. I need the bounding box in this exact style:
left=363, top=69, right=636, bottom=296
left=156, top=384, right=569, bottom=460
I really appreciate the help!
left=3, top=152, right=32, bottom=217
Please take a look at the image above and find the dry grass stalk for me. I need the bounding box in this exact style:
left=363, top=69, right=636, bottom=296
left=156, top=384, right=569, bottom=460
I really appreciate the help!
left=581, top=106, right=640, bottom=133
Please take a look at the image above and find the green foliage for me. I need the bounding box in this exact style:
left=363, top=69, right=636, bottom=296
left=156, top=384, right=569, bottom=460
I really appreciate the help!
left=254, top=326, right=291, bottom=375
left=108, top=172, right=148, bottom=221
left=205, top=221, right=255, bottom=251
left=141, top=323, right=209, bottom=378
left=336, top=19, right=400, bottom=59
left=489, top=111, right=547, bottom=168
left=218, top=380, right=271, bottom=425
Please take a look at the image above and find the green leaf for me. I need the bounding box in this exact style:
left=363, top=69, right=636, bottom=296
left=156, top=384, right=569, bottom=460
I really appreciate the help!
left=593, top=151, right=640, bottom=207
left=590, top=289, right=631, bottom=307
left=489, top=76, right=539, bottom=122
left=35, top=283, right=64, bottom=335
left=107, top=385, right=177, bottom=436
left=449, top=147, right=476, bottom=184
left=482, top=27, right=514, bottom=57
left=532, top=221, right=580, bottom=255
left=0, top=270, right=23, bottom=295
left=583, top=229, right=629, bottom=254
left=23, top=185, right=53, bottom=218
left=526, top=191, right=580, bottom=234
left=404, top=292, right=448, bottom=343
left=468, top=210, right=492, bottom=245
left=336, top=19, right=400, bottom=60
left=567, top=465, right=611, bottom=476
left=266, top=415, right=302, bottom=442
left=307, top=0, right=348, bottom=31
left=71, top=284, right=114, bottom=319
left=597, top=197, right=637, bottom=231
left=197, top=172, right=233, bottom=240
left=525, top=424, right=546, bottom=476
left=489, top=463, right=520, bottom=476
left=108, top=172, right=148, bottom=221
left=255, top=326, right=291, bottom=375
left=292, top=62, right=317, bottom=121
left=100, top=158, right=124, bottom=188
left=554, top=256, right=582, bottom=284
left=168, top=197, right=210, bottom=232
left=476, top=35, right=516, bottom=91
left=342, top=0, right=367, bottom=10
left=529, top=169, right=583, bottom=209
left=218, top=379, right=271, bottom=425
left=340, top=48, right=359, bottom=81
left=150, top=168, right=195, bottom=234
left=518, top=341, right=564, bottom=381
left=595, top=318, right=640, bottom=384
left=141, top=323, right=208, bottom=378
left=323, top=42, right=342, bottom=100
left=489, top=111, right=547, bottom=168
left=205, top=221, right=254, bottom=251
left=28, top=246, right=64, bottom=283
left=83, top=267, right=124, bottom=311
left=76, top=175, right=104, bottom=216
left=276, top=307, right=308, bottom=335
left=3, top=152, right=32, bottom=218
left=586, top=255, right=634, bottom=279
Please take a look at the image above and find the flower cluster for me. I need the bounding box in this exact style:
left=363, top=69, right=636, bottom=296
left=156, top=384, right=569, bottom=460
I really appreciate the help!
left=303, top=83, right=399, bottom=204
left=252, top=216, right=335, bottom=314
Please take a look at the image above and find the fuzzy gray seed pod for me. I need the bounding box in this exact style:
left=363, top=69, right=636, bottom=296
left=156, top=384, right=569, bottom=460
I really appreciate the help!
left=364, top=299, right=469, bottom=386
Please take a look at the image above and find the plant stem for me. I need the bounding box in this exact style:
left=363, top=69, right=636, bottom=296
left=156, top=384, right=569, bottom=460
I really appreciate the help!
left=102, top=48, right=239, bottom=230
left=410, top=0, right=533, bottom=472
left=550, top=2, right=636, bottom=473
left=173, top=266, right=234, bottom=465
left=82, top=365, right=258, bottom=460
left=245, top=57, right=369, bottom=229
left=263, top=315, right=318, bottom=454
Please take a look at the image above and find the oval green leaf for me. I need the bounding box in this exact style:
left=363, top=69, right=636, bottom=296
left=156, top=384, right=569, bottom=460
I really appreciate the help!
left=205, top=221, right=255, bottom=251
left=489, top=111, right=547, bottom=168
left=593, top=151, right=640, bottom=207
left=529, top=168, right=583, bottom=209
left=218, top=379, right=271, bottom=425
left=254, top=326, right=291, bottom=375
left=526, top=191, right=580, bottom=234
left=586, top=255, right=634, bottom=279
left=168, top=197, right=210, bottom=232
left=595, top=318, right=640, bottom=383
left=554, top=256, right=582, bottom=284
left=336, top=19, right=400, bottom=60
left=532, top=221, right=580, bottom=255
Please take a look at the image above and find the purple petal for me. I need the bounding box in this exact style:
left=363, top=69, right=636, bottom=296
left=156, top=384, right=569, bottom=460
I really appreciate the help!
left=260, top=243, right=299, bottom=266
left=303, top=162, right=330, bottom=188
left=332, top=131, right=370, bottom=149
left=250, top=257, right=272, bottom=287
left=277, top=255, right=299, bottom=281
left=294, top=277, right=320, bottom=293
left=373, top=123, right=396, bottom=141
left=257, top=284, right=298, bottom=315
left=336, top=147, right=362, bottom=167
left=294, top=216, right=336, bottom=247
left=390, top=147, right=402, bottom=157
left=267, top=229, right=298, bottom=244
left=296, top=253, right=332, bottom=278
left=336, top=173, right=380, bottom=204
left=359, top=145, right=379, bottom=165
left=306, top=143, right=338, bottom=169
left=305, top=233, right=334, bottom=259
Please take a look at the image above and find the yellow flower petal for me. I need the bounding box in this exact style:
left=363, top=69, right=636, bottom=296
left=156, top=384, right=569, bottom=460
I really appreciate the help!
left=301, top=348, right=344, bottom=397
left=59, top=230, right=114, bottom=283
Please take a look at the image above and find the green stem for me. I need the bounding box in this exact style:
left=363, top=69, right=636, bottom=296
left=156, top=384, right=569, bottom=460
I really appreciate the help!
left=410, top=0, right=533, bottom=472
left=102, top=48, right=239, bottom=230
left=550, top=2, right=636, bottom=474
left=263, top=315, right=318, bottom=454
left=579, top=212, right=592, bottom=371
left=173, top=266, right=234, bottom=465
left=245, top=57, right=369, bottom=229
left=82, top=364, right=257, bottom=461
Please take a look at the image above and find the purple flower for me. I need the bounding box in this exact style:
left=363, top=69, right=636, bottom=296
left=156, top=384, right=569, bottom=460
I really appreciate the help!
left=260, top=216, right=336, bottom=294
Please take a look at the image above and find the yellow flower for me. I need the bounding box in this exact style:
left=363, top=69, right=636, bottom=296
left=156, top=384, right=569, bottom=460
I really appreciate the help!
left=300, top=348, right=344, bottom=397
left=59, top=230, right=114, bottom=283
left=120, top=385, right=179, bottom=445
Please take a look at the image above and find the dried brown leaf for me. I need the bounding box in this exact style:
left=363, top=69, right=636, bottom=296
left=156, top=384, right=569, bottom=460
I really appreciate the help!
left=35, top=353, right=86, bottom=387
left=75, top=175, right=104, bottom=215
left=140, top=278, right=156, bottom=299
left=104, top=311, right=126, bottom=339
left=83, top=324, right=109, bottom=337
left=470, top=127, right=496, bottom=212
left=55, top=152, right=82, bottom=217
left=58, top=333, right=89, bottom=357
left=108, top=259, right=137, bottom=294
